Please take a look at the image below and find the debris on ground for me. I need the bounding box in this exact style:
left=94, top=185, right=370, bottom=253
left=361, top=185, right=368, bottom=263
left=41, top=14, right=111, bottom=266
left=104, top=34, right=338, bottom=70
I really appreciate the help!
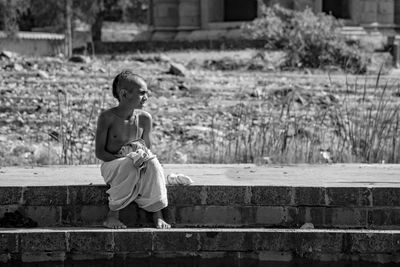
left=168, top=62, right=187, bottom=76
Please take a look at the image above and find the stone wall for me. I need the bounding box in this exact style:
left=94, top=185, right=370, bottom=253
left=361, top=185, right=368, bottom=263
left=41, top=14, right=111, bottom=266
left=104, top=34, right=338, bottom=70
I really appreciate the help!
left=0, top=38, right=64, bottom=56
left=94, top=39, right=266, bottom=54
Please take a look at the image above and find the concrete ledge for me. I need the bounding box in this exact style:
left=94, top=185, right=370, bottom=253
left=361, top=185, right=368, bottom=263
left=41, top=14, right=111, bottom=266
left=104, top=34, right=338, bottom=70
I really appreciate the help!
left=1, top=228, right=400, bottom=265
left=1, top=164, right=399, bottom=187
left=0, top=164, right=400, bottom=228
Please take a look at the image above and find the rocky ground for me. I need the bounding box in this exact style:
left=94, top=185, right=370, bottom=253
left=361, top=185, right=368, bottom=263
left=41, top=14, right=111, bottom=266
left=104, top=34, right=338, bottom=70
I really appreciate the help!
left=0, top=49, right=399, bottom=166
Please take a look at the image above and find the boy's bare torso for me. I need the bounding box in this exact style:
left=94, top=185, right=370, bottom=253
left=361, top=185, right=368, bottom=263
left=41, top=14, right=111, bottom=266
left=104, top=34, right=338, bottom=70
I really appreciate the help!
left=104, top=108, right=143, bottom=154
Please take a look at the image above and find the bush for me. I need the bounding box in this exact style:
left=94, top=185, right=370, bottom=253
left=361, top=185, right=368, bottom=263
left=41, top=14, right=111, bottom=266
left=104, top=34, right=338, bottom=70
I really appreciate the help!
left=242, top=4, right=368, bottom=74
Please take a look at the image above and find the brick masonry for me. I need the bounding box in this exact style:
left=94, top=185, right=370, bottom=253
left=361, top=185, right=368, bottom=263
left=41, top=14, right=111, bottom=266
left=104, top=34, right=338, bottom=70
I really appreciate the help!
left=1, top=229, right=400, bottom=264
left=1, top=185, right=400, bottom=228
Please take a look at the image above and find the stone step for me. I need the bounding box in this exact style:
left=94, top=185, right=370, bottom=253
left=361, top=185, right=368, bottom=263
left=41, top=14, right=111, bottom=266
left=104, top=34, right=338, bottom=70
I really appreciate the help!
left=1, top=164, right=399, bottom=229
left=2, top=184, right=400, bottom=229
left=1, top=228, right=399, bottom=266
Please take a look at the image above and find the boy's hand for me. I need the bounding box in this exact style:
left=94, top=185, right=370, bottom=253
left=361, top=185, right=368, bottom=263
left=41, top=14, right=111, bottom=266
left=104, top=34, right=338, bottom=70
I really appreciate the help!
left=133, top=157, right=145, bottom=169
left=127, top=150, right=147, bottom=169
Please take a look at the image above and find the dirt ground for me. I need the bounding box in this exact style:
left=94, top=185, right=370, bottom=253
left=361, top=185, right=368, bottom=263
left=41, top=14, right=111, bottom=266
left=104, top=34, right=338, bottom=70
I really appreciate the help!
left=0, top=49, right=399, bottom=166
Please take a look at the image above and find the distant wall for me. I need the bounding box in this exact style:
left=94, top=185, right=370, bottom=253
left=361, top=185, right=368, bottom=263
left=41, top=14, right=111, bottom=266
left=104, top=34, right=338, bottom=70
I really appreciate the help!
left=94, top=39, right=266, bottom=54
left=0, top=38, right=64, bottom=56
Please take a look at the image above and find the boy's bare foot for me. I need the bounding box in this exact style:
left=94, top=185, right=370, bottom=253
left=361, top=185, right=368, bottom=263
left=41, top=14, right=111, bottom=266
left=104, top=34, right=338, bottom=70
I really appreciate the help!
left=153, top=210, right=171, bottom=229
left=103, top=210, right=127, bottom=229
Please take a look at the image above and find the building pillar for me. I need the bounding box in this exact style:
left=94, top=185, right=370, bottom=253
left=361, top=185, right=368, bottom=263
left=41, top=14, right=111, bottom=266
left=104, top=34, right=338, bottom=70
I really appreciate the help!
left=396, top=0, right=400, bottom=25
left=377, top=0, right=394, bottom=24
left=200, top=0, right=210, bottom=29
left=147, top=0, right=153, bottom=26
left=152, top=0, right=179, bottom=29
left=359, top=0, right=377, bottom=24
left=178, top=0, right=201, bottom=29
left=151, top=0, right=179, bottom=40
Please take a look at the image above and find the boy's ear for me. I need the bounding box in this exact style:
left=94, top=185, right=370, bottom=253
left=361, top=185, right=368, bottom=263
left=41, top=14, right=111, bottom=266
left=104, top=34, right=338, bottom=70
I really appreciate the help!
left=119, top=88, right=127, bottom=98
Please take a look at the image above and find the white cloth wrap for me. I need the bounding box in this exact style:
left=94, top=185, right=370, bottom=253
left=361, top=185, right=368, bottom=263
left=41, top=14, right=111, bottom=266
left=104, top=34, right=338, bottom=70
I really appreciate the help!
left=100, top=140, right=168, bottom=212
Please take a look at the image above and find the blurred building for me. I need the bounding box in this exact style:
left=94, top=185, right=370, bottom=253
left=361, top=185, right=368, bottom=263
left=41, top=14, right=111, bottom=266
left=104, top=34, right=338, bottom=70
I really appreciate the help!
left=147, top=0, right=400, bottom=41
left=0, top=31, right=64, bottom=56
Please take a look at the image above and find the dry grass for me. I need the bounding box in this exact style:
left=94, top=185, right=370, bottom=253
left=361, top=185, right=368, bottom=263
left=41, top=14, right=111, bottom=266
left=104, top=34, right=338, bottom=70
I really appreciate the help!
left=0, top=50, right=398, bottom=165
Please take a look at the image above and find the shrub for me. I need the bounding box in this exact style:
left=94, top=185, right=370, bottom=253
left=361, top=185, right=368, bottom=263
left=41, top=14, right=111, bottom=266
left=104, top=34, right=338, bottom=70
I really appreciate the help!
left=242, top=4, right=368, bottom=73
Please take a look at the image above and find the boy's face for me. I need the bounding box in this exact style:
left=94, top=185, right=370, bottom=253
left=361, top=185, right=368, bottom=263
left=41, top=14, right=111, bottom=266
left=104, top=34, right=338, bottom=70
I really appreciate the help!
left=121, top=78, right=149, bottom=109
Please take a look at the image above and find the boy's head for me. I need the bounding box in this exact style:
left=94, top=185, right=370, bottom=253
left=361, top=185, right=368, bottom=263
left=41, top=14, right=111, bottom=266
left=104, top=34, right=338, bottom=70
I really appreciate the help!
left=112, top=70, right=146, bottom=102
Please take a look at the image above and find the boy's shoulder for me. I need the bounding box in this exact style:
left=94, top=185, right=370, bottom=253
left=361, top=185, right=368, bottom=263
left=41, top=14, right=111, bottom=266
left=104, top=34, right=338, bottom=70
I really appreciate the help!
left=137, top=109, right=152, bottom=120
left=98, top=108, right=115, bottom=120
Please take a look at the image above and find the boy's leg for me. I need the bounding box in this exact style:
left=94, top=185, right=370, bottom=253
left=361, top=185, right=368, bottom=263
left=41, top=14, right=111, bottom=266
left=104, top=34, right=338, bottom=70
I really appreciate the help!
left=103, top=209, right=127, bottom=229
left=152, top=210, right=170, bottom=229
left=136, top=158, right=170, bottom=228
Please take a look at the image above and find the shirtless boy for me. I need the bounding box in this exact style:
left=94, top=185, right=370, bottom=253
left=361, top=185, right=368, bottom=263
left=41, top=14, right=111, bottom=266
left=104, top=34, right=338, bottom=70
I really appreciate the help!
left=95, top=70, right=170, bottom=229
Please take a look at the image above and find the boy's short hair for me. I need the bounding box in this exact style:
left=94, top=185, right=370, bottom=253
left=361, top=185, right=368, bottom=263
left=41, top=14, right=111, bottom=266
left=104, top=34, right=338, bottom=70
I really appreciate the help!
left=112, top=70, right=145, bottom=101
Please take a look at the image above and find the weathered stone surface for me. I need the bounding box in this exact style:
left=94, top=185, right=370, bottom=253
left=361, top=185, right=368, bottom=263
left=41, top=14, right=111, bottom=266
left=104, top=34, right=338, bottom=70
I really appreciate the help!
left=0, top=253, right=11, bottom=263
left=67, top=185, right=108, bottom=205
left=1, top=229, right=400, bottom=264
left=0, top=187, right=22, bottom=205
left=293, top=232, right=344, bottom=255
left=69, top=231, right=114, bottom=252
left=0, top=233, right=17, bottom=253
left=69, top=252, right=114, bottom=261
left=297, top=207, right=325, bottom=227
left=294, top=187, right=325, bottom=206
left=2, top=164, right=399, bottom=188
left=326, top=188, right=361, bottom=206
left=176, top=206, right=243, bottom=227
left=203, top=206, right=242, bottom=226
left=257, top=251, right=293, bottom=263
left=360, top=188, right=373, bottom=207
left=114, top=231, right=152, bottom=252
left=255, top=207, right=287, bottom=226
left=80, top=206, right=108, bottom=225
left=0, top=205, right=19, bottom=218
left=349, top=233, right=393, bottom=254
left=1, top=165, right=400, bottom=230
left=392, top=233, right=400, bottom=253
left=206, top=186, right=248, bottom=205
left=62, top=205, right=108, bottom=226
left=24, top=206, right=60, bottom=226
left=154, top=231, right=199, bottom=251
left=61, top=206, right=80, bottom=226
left=368, top=209, right=400, bottom=228
left=23, top=186, right=67, bottom=206
left=373, top=188, right=400, bottom=206
left=287, top=207, right=302, bottom=227
left=21, top=252, right=66, bottom=263
left=20, top=232, right=66, bottom=252
left=255, top=232, right=292, bottom=251
left=251, top=186, right=292, bottom=206
left=199, top=231, right=253, bottom=251
left=167, top=186, right=204, bottom=205
left=325, top=208, right=367, bottom=228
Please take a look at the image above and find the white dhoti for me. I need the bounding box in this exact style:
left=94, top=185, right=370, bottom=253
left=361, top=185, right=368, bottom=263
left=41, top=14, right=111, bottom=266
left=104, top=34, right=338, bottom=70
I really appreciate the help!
left=100, top=140, right=168, bottom=212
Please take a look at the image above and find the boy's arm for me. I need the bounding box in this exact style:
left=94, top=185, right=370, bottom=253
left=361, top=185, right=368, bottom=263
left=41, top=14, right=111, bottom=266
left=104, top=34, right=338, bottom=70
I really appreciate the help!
left=95, top=112, right=119, bottom=162
left=140, top=111, right=153, bottom=149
